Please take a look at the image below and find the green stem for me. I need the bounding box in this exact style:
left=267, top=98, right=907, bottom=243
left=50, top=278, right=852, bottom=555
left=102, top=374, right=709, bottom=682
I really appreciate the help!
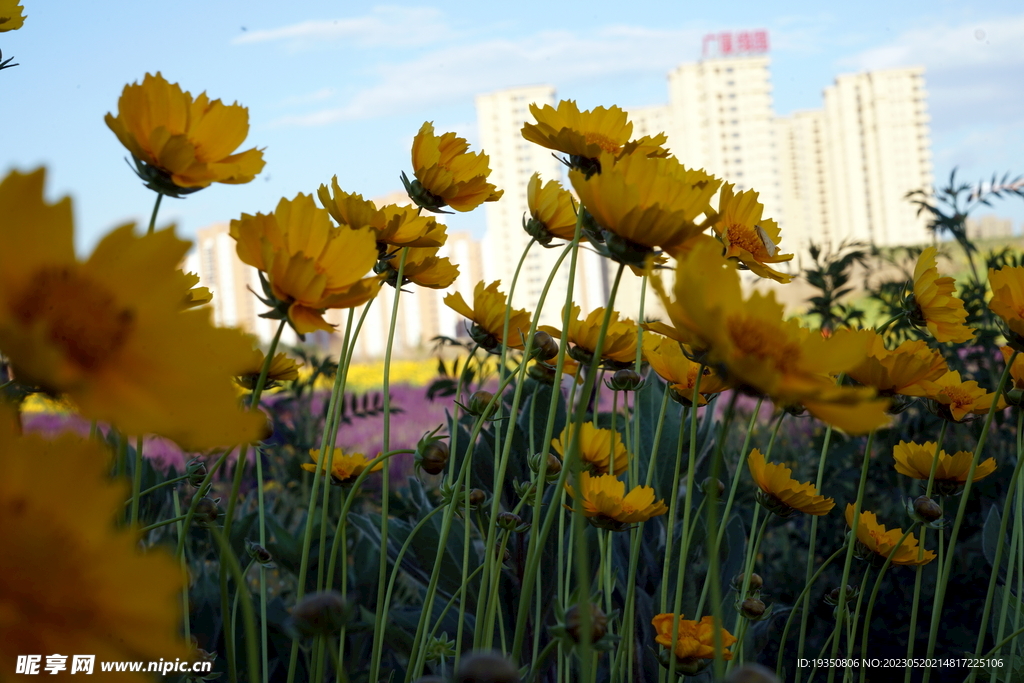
left=130, top=435, right=145, bottom=526
left=125, top=473, right=189, bottom=504
left=147, top=192, right=163, bottom=235
left=210, top=526, right=259, bottom=683
left=175, top=450, right=229, bottom=558
left=139, top=514, right=188, bottom=534
left=775, top=545, right=847, bottom=677
left=859, top=525, right=920, bottom=683
left=173, top=491, right=191, bottom=643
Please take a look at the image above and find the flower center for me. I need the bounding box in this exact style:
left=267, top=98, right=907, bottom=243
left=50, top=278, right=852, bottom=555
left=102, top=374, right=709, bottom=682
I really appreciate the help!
left=11, top=266, right=134, bottom=371
left=725, top=224, right=766, bottom=258
left=583, top=131, right=622, bottom=155
left=726, top=316, right=800, bottom=373
left=941, top=386, right=975, bottom=412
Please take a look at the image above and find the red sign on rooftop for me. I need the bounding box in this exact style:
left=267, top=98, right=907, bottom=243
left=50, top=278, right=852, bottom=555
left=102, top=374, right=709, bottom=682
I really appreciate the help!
left=702, top=30, right=769, bottom=59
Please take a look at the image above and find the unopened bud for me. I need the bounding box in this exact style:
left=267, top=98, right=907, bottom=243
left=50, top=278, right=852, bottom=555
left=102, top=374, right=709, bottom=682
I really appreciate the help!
left=246, top=540, right=273, bottom=566
left=467, top=390, right=496, bottom=418
left=824, top=585, right=858, bottom=606
left=192, top=497, right=221, bottom=527
left=454, top=650, right=520, bottom=683
left=740, top=598, right=766, bottom=619
left=564, top=603, right=608, bottom=643
left=732, top=572, right=763, bottom=593
left=702, top=477, right=725, bottom=498
left=913, top=495, right=943, bottom=523
left=469, top=489, right=487, bottom=506
left=497, top=511, right=523, bottom=531
left=290, top=590, right=350, bottom=637
left=532, top=331, right=559, bottom=361
left=606, top=368, right=643, bottom=391
left=1004, top=387, right=1024, bottom=408
left=417, top=439, right=450, bottom=476
left=186, top=459, right=208, bottom=488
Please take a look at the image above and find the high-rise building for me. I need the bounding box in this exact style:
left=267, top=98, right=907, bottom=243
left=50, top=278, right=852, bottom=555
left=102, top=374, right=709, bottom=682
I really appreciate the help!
left=776, top=110, right=832, bottom=255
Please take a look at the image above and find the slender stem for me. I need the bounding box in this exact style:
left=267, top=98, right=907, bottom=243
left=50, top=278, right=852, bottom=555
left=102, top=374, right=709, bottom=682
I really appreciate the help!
left=873, top=312, right=905, bottom=334
left=125, top=473, right=189, bottom=504
left=210, top=526, right=260, bottom=683
left=174, top=491, right=192, bottom=643
left=147, top=192, right=164, bottom=235
left=130, top=435, right=145, bottom=526
left=776, top=546, right=848, bottom=676
left=175, top=450, right=229, bottom=558
left=139, top=514, right=188, bottom=534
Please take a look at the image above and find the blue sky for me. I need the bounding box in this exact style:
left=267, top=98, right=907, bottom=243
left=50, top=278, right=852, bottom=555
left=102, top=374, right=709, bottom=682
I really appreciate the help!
left=2, top=0, right=1023, bottom=254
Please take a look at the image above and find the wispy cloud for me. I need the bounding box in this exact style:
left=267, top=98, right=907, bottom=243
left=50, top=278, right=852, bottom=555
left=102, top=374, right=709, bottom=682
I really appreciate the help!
left=273, top=87, right=337, bottom=109
left=268, top=25, right=704, bottom=128
left=232, top=6, right=451, bottom=49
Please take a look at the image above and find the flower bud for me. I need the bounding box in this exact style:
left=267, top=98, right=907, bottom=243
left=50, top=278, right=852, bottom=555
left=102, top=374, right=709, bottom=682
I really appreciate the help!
left=246, top=540, right=273, bottom=566
left=912, top=495, right=943, bottom=523
left=740, top=598, right=766, bottom=620
left=702, top=477, right=725, bottom=498
left=186, top=459, right=208, bottom=488
left=528, top=360, right=558, bottom=385
left=467, top=390, right=497, bottom=418
left=290, top=590, right=350, bottom=637
left=192, top=497, right=221, bottom=527
left=1005, top=388, right=1024, bottom=408
left=606, top=368, right=643, bottom=392
left=824, top=585, right=858, bottom=606
left=497, top=511, right=524, bottom=531
left=416, top=438, right=450, bottom=476
left=732, top=572, right=763, bottom=593
left=454, top=650, right=520, bottom=683
left=564, top=603, right=608, bottom=643
left=531, top=331, right=559, bottom=361
left=469, top=489, right=487, bottom=506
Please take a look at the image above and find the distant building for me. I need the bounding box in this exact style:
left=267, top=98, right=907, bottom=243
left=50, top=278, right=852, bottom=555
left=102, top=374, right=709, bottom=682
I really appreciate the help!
left=966, top=214, right=1014, bottom=241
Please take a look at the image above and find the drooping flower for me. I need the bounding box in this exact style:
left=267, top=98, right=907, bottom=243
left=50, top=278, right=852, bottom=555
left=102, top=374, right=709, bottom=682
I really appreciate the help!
left=570, top=154, right=721, bottom=267
left=642, top=333, right=729, bottom=406
left=443, top=281, right=531, bottom=352
left=923, top=370, right=1005, bottom=422
left=0, top=413, right=187, bottom=676
left=551, top=422, right=630, bottom=476
left=0, top=0, right=24, bottom=31
left=713, top=183, right=793, bottom=283
left=403, top=122, right=503, bottom=213
left=908, top=247, right=975, bottom=343
left=748, top=448, right=834, bottom=516
left=230, top=194, right=382, bottom=336
left=845, top=504, right=936, bottom=566
left=842, top=329, right=948, bottom=398
left=235, top=346, right=302, bottom=391
left=523, top=173, right=580, bottom=246
left=317, top=177, right=447, bottom=250
left=565, top=471, right=667, bottom=531
left=893, top=440, right=996, bottom=495
left=105, top=73, right=265, bottom=196
left=651, top=614, right=738, bottom=673
left=989, top=265, right=1024, bottom=350
left=178, top=270, right=212, bottom=309
left=656, top=239, right=890, bottom=434
left=0, top=169, right=266, bottom=449
left=541, top=304, right=639, bottom=367
left=302, top=448, right=382, bottom=485
left=378, top=246, right=459, bottom=290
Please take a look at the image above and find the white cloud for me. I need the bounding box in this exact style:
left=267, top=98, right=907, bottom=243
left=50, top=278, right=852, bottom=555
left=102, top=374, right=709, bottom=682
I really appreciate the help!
left=267, top=25, right=704, bottom=128
left=233, top=6, right=451, bottom=49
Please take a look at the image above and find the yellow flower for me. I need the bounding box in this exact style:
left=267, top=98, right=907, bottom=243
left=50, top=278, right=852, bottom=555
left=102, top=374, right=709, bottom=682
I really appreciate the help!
left=179, top=270, right=212, bottom=309
left=989, top=265, right=1024, bottom=349
left=542, top=304, right=639, bottom=367
left=893, top=440, right=996, bottom=490
left=642, top=333, right=729, bottom=406
left=551, top=422, right=630, bottom=476
left=403, top=122, right=503, bottom=213
left=845, top=504, right=936, bottom=566
left=379, top=246, right=459, bottom=290
left=235, top=346, right=302, bottom=391
left=443, top=281, right=531, bottom=352
left=521, top=100, right=633, bottom=169
left=909, top=247, right=975, bottom=343
left=524, top=173, right=580, bottom=246
left=923, top=370, right=1005, bottom=422
left=656, top=239, right=890, bottom=434
left=842, top=329, right=948, bottom=397
left=230, top=194, right=382, bottom=336
left=1001, top=346, right=1024, bottom=391
left=105, top=73, right=265, bottom=196
left=570, top=154, right=720, bottom=267
left=303, top=448, right=382, bottom=485
left=317, top=177, right=447, bottom=249
left=565, top=471, right=667, bottom=530
left=713, top=183, right=794, bottom=283
left=0, top=0, right=24, bottom=31
left=747, top=449, right=834, bottom=516
left=0, top=414, right=187, bottom=677
left=0, top=169, right=266, bottom=449
left=651, top=614, right=738, bottom=670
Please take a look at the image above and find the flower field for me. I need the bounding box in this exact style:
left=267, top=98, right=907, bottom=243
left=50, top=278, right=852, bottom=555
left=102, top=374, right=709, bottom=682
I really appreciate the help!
left=4, top=5, right=1024, bottom=682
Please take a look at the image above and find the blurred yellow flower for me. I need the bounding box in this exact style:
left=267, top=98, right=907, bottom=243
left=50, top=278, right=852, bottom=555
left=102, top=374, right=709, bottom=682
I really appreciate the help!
left=0, top=413, right=187, bottom=677
left=657, top=239, right=890, bottom=434
left=713, top=183, right=793, bottom=283
left=178, top=270, right=212, bottom=309
left=379, top=246, right=459, bottom=290
left=651, top=614, right=737, bottom=671
left=230, top=194, right=382, bottom=336
left=909, top=247, right=975, bottom=343
left=235, top=346, right=302, bottom=391
left=748, top=448, right=834, bottom=516
left=551, top=422, right=630, bottom=476
left=404, top=122, right=503, bottom=213
left=524, top=173, right=580, bottom=246
left=989, top=265, right=1024, bottom=349
left=1001, top=346, right=1024, bottom=391
left=565, top=471, right=667, bottom=531
left=0, top=169, right=266, bottom=449
left=443, top=281, right=530, bottom=352
left=317, top=177, right=447, bottom=249
left=642, top=333, right=728, bottom=406
left=542, top=304, right=638, bottom=367
left=842, top=329, right=948, bottom=397
left=105, top=73, right=264, bottom=196
left=923, top=370, right=1005, bottom=422
left=846, top=504, right=936, bottom=566
left=303, top=448, right=381, bottom=485
left=893, top=440, right=996, bottom=489
left=0, top=0, right=24, bottom=31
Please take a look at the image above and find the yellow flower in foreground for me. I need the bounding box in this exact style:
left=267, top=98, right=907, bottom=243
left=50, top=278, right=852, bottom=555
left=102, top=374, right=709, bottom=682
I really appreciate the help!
left=235, top=346, right=302, bottom=391
left=230, top=194, right=382, bottom=335
left=522, top=100, right=633, bottom=166
left=524, top=172, right=580, bottom=246
left=657, top=239, right=890, bottom=434
left=0, top=416, right=186, bottom=677
left=642, top=333, right=729, bottom=406
left=923, top=370, right=1005, bottom=422
left=542, top=304, right=639, bottom=367
left=894, top=440, right=996, bottom=485
left=989, top=265, right=1024, bottom=349
left=748, top=448, right=834, bottom=516
left=714, top=183, right=794, bottom=283
left=565, top=472, right=667, bottom=531
left=179, top=270, right=212, bottom=309
left=404, top=122, right=503, bottom=213
left=303, top=448, right=382, bottom=485
left=0, top=169, right=266, bottom=449
left=846, top=504, right=936, bottom=566
left=317, top=177, right=447, bottom=249
left=0, top=0, right=24, bottom=31
left=570, top=154, right=721, bottom=267
left=551, top=422, right=629, bottom=476
left=443, top=281, right=530, bottom=352
left=105, top=73, right=265, bottom=195
left=842, top=329, right=948, bottom=397
left=651, top=614, right=738, bottom=671
left=910, top=247, right=975, bottom=343
left=379, top=246, right=459, bottom=290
